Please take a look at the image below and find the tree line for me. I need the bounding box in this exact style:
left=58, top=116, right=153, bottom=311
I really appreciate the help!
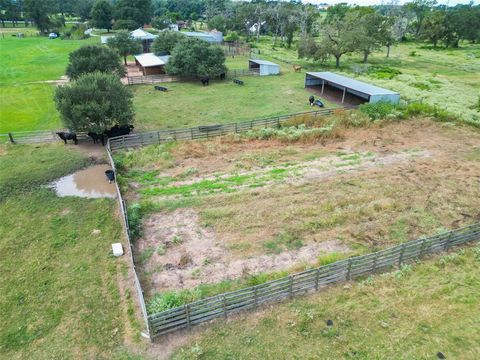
left=2, top=0, right=478, bottom=53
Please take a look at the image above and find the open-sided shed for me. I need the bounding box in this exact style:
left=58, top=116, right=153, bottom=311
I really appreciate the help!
left=249, top=59, right=280, bottom=76
left=305, top=72, right=400, bottom=105
left=134, top=53, right=170, bottom=76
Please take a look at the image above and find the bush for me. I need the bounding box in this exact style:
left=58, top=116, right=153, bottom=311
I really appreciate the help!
left=113, top=19, right=138, bottom=30
left=359, top=102, right=400, bottom=120
left=368, top=65, right=402, bottom=80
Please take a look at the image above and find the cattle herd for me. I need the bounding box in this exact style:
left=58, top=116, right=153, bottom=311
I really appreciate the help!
left=56, top=124, right=134, bottom=146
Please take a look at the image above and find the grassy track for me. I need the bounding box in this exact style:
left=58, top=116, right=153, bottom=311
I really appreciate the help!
left=172, top=245, right=480, bottom=359
left=0, top=143, right=141, bottom=359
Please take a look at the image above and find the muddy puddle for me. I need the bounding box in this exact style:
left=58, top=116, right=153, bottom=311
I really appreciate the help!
left=49, top=164, right=116, bottom=198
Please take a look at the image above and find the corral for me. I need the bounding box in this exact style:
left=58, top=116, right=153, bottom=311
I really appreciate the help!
left=115, top=118, right=480, bottom=311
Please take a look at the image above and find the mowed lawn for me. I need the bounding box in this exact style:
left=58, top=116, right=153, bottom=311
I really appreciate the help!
left=132, top=69, right=325, bottom=131
left=173, top=245, right=480, bottom=359
left=0, top=143, right=141, bottom=359
left=0, top=36, right=96, bottom=133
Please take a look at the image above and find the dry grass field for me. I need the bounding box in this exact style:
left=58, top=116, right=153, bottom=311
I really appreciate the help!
left=115, top=118, right=480, bottom=308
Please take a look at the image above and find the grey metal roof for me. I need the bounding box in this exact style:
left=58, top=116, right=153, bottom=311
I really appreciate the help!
left=249, top=59, right=279, bottom=67
left=134, top=53, right=170, bottom=67
left=306, top=71, right=399, bottom=96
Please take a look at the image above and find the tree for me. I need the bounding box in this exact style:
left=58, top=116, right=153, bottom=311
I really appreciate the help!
left=404, top=0, right=437, bottom=37
left=151, top=15, right=171, bottom=30
left=165, top=37, right=227, bottom=78
left=115, top=0, right=152, bottom=29
left=90, top=0, right=113, bottom=32
left=55, top=72, right=134, bottom=134
left=151, top=30, right=185, bottom=55
left=66, top=45, right=125, bottom=80
left=207, top=14, right=227, bottom=32
left=355, top=11, right=392, bottom=63
left=418, top=9, right=445, bottom=47
left=75, top=0, right=94, bottom=21
left=113, top=19, right=138, bottom=30
left=316, top=12, right=358, bottom=68
left=24, top=0, right=56, bottom=33
left=107, top=30, right=142, bottom=65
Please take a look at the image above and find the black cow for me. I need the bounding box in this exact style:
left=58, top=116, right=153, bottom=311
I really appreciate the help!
left=87, top=132, right=105, bottom=145
left=309, top=95, right=315, bottom=106
left=56, top=131, right=78, bottom=145
left=219, top=72, right=226, bottom=80
left=104, top=124, right=134, bottom=138
left=200, top=77, right=209, bottom=86
left=154, top=85, right=168, bottom=92
left=233, top=79, right=244, bottom=86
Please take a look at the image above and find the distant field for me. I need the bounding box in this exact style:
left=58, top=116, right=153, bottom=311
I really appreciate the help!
left=256, top=38, right=480, bottom=126
left=0, top=36, right=96, bottom=133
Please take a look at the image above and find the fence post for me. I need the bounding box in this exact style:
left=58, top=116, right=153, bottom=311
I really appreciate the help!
left=122, top=136, right=126, bottom=150
left=222, top=294, right=227, bottom=318
left=289, top=276, right=294, bottom=299
left=185, top=304, right=191, bottom=329
left=315, top=268, right=320, bottom=291
left=8, top=132, right=15, bottom=144
left=372, top=252, right=378, bottom=272
left=398, top=243, right=406, bottom=267
left=346, top=258, right=353, bottom=280
left=444, top=232, right=454, bottom=251
left=190, top=128, right=194, bottom=140
left=253, top=286, right=258, bottom=307
left=420, top=238, right=427, bottom=257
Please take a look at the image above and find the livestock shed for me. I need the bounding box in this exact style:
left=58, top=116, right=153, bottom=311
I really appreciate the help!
left=183, top=30, right=223, bottom=43
left=248, top=59, right=280, bottom=76
left=305, top=72, right=400, bottom=106
left=134, top=53, right=170, bottom=76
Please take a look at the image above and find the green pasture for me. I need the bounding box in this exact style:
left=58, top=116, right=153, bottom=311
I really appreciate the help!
left=0, top=36, right=96, bottom=133
left=132, top=67, right=324, bottom=131
left=0, top=143, right=143, bottom=359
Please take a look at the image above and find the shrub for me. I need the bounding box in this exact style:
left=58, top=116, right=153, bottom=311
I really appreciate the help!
left=368, top=65, right=402, bottom=80
left=358, top=102, right=399, bottom=120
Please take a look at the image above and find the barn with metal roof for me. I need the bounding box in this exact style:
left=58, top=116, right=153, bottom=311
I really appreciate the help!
left=134, top=53, right=170, bottom=76
left=248, top=59, right=280, bottom=76
left=305, top=72, right=400, bottom=106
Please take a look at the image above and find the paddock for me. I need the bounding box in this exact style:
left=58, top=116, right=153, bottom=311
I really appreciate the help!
left=305, top=72, right=400, bottom=107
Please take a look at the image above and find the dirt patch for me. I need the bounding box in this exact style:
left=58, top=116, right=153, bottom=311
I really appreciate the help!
left=136, top=209, right=349, bottom=294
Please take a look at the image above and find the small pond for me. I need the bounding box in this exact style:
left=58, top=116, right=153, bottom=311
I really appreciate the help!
left=49, top=164, right=116, bottom=199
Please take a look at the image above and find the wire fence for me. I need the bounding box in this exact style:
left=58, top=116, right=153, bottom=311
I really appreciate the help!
left=147, top=222, right=480, bottom=338
left=108, top=108, right=338, bottom=152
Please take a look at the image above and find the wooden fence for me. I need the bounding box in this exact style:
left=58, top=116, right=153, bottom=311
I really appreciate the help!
left=127, top=75, right=179, bottom=85
left=108, top=108, right=338, bottom=152
left=105, top=143, right=152, bottom=338
left=147, top=222, right=480, bottom=338
left=0, top=130, right=89, bottom=144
